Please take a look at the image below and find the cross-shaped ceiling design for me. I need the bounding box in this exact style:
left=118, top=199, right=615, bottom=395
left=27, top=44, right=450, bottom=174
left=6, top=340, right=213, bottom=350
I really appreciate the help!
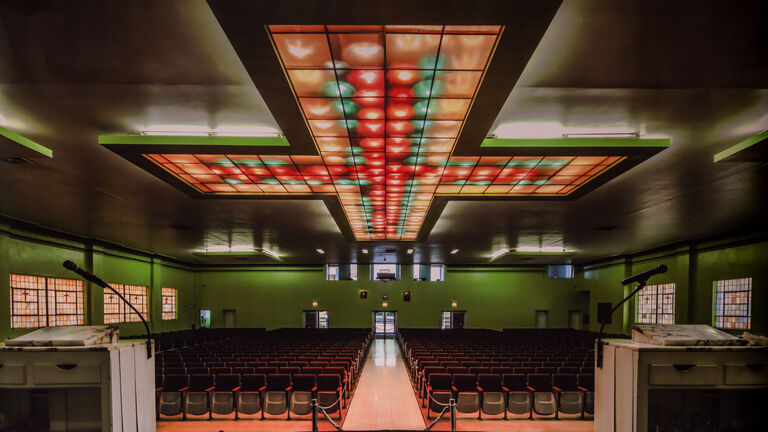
left=102, top=24, right=666, bottom=242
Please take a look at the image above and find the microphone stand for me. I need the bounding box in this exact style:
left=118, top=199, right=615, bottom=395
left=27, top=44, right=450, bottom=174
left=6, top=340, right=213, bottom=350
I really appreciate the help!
left=63, top=261, right=153, bottom=359
left=596, top=278, right=649, bottom=368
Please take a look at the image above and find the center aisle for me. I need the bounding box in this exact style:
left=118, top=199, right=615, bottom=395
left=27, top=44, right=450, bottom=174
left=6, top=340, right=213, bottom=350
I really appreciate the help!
left=343, top=338, right=426, bottom=430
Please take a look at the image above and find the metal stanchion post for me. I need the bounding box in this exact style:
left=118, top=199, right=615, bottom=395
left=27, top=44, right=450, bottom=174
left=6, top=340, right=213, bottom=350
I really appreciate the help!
left=450, top=398, right=456, bottom=432
left=312, top=398, right=318, bottom=432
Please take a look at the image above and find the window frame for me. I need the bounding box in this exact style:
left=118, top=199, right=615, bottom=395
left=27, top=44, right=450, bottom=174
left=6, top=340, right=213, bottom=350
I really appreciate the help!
left=9, top=273, right=85, bottom=329
left=371, top=263, right=401, bottom=281
left=713, top=277, right=752, bottom=330
left=636, top=283, right=676, bottom=324
left=161, top=287, right=177, bottom=321
left=104, top=283, right=149, bottom=324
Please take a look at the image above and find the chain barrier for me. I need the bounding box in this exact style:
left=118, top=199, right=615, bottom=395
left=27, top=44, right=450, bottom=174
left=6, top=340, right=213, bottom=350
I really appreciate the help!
left=424, top=395, right=456, bottom=432
left=311, top=396, right=345, bottom=432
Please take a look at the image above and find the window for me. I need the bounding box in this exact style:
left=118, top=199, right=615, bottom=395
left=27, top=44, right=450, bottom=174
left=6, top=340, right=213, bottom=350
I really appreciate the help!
left=430, top=264, right=445, bottom=282
left=413, top=264, right=444, bottom=281
left=104, top=283, right=148, bottom=324
left=326, top=265, right=339, bottom=281
left=371, top=263, right=400, bottom=281
left=713, top=278, right=752, bottom=329
left=161, top=287, right=177, bottom=320
left=442, top=311, right=452, bottom=329
left=636, top=283, right=675, bottom=324
left=318, top=310, right=329, bottom=329
left=326, top=264, right=358, bottom=281
left=9, top=274, right=85, bottom=329
left=547, top=264, right=574, bottom=279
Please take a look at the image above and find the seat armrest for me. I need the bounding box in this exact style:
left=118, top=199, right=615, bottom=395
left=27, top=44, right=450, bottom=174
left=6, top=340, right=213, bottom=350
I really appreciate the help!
left=476, top=386, right=483, bottom=392
left=427, top=386, right=432, bottom=392
left=451, top=386, right=458, bottom=392
left=577, top=386, right=588, bottom=391
left=179, top=386, right=189, bottom=392
left=156, top=387, right=163, bottom=391
left=336, top=386, right=342, bottom=392
left=285, top=386, right=292, bottom=391
left=526, top=386, right=535, bottom=391
left=501, top=386, right=509, bottom=392
left=312, top=386, right=318, bottom=391
left=205, top=386, right=215, bottom=392
left=232, top=386, right=241, bottom=391
left=552, top=386, right=562, bottom=392
left=258, top=386, right=266, bottom=391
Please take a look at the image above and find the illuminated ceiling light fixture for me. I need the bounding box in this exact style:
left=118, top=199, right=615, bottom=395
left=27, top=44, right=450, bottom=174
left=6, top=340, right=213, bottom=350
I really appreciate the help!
left=490, top=248, right=510, bottom=262
left=407, top=249, right=414, bottom=254
left=562, top=132, right=639, bottom=138
left=450, top=249, right=460, bottom=254
left=514, top=246, right=575, bottom=254
left=261, top=248, right=281, bottom=260
left=362, top=249, right=369, bottom=254
left=316, top=248, right=325, bottom=254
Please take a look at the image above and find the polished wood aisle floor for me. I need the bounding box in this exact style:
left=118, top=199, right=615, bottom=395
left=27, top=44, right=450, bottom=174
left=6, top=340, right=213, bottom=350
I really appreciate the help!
left=342, top=337, right=426, bottom=430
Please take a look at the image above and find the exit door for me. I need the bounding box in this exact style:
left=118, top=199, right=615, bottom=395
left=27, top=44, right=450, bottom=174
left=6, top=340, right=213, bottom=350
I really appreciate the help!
left=374, top=311, right=396, bottom=337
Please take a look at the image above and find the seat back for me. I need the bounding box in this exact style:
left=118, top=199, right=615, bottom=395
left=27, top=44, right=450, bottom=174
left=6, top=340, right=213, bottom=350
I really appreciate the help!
left=324, top=367, right=346, bottom=381
left=552, top=373, right=578, bottom=391
left=227, top=361, right=246, bottom=368
left=266, top=374, right=291, bottom=391
left=491, top=367, right=513, bottom=375
left=302, top=367, right=322, bottom=375
left=468, top=367, right=490, bottom=376
left=502, top=374, right=526, bottom=391
left=428, top=373, right=452, bottom=391
left=233, top=367, right=255, bottom=376
left=513, top=367, right=534, bottom=375
left=163, top=374, right=188, bottom=391
left=317, top=374, right=341, bottom=392
left=189, top=374, right=214, bottom=392
left=578, top=374, right=594, bottom=391
left=165, top=367, right=186, bottom=375
left=536, top=367, right=557, bottom=374
left=527, top=374, right=553, bottom=392
left=558, top=367, right=579, bottom=374
left=446, top=366, right=467, bottom=376
left=255, top=366, right=278, bottom=375
left=214, top=374, right=240, bottom=391
left=477, top=374, right=502, bottom=392
left=522, top=361, right=540, bottom=368
left=279, top=367, right=301, bottom=376
left=241, top=374, right=266, bottom=391
left=292, top=374, right=316, bottom=391
left=187, top=367, right=209, bottom=375
left=210, top=367, right=231, bottom=375
left=453, top=374, right=477, bottom=392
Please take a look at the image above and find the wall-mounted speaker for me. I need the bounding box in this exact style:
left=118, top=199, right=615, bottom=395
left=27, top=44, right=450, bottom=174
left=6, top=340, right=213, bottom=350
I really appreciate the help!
left=360, top=290, right=367, bottom=299
left=403, top=291, right=411, bottom=301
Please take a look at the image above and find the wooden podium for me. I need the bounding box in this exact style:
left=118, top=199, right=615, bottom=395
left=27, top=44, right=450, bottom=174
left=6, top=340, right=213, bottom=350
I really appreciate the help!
left=596, top=339, right=768, bottom=431
left=0, top=327, right=155, bottom=431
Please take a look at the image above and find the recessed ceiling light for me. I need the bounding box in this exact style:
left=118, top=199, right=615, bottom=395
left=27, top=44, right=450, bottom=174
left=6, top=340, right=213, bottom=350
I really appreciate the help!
left=316, top=248, right=325, bottom=254
left=450, top=249, right=459, bottom=254
left=362, top=249, right=368, bottom=254
left=490, top=248, right=510, bottom=261
left=407, top=249, right=414, bottom=254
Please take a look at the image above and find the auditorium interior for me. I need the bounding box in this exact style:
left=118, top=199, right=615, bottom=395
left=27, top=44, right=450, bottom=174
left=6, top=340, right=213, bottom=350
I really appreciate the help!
left=0, top=1, right=766, bottom=431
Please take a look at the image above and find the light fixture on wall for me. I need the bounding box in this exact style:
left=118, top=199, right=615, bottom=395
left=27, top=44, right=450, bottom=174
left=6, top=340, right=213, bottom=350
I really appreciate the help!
left=450, top=249, right=459, bottom=254
left=382, top=301, right=388, bottom=307
left=316, top=248, right=325, bottom=254
left=451, top=301, right=458, bottom=308
left=312, top=300, right=318, bottom=307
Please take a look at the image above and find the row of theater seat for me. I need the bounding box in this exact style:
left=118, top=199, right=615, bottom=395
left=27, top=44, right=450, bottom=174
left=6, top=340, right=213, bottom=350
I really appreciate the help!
left=399, top=328, right=596, bottom=420
left=422, top=372, right=594, bottom=419
left=157, top=373, right=346, bottom=420
left=154, top=328, right=371, bottom=421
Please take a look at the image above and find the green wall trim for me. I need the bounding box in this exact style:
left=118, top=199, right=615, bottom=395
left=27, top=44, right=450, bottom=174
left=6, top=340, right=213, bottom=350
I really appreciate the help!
left=0, top=125, right=53, bottom=158
left=98, top=134, right=290, bottom=147
left=481, top=137, right=670, bottom=148
left=713, top=129, right=768, bottom=162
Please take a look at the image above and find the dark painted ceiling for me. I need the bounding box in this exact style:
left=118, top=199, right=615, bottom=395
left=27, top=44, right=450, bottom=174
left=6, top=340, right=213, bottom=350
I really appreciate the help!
left=0, top=0, right=766, bottom=265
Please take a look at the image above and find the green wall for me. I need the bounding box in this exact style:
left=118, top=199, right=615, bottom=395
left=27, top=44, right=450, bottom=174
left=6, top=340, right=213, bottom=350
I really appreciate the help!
left=194, top=265, right=581, bottom=330
left=1, top=220, right=766, bottom=341
left=0, top=223, right=196, bottom=341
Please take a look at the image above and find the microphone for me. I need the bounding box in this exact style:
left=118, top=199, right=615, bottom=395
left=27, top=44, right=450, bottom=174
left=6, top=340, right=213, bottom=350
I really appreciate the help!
left=62, top=260, right=153, bottom=359
left=621, top=264, right=668, bottom=286
left=62, top=260, right=108, bottom=288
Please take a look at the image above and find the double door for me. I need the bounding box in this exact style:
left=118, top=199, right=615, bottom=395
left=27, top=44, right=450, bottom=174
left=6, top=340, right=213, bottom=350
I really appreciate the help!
left=373, top=311, right=396, bottom=337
